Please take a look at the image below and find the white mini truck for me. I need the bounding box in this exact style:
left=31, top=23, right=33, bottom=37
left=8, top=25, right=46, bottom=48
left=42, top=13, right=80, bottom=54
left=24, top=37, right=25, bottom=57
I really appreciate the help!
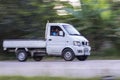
left=3, top=23, right=91, bottom=62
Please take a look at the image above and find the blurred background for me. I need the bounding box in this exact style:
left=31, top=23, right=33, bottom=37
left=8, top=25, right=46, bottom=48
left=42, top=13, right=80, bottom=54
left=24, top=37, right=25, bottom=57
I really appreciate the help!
left=0, top=0, right=120, bottom=60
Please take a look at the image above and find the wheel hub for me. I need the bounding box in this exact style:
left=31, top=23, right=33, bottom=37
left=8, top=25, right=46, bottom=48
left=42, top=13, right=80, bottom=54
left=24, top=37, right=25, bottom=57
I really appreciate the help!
left=65, top=52, right=72, bottom=59
left=18, top=52, right=25, bottom=60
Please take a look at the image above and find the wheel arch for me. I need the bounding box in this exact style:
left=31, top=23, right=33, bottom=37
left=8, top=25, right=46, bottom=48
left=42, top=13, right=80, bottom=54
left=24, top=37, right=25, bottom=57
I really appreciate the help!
left=62, top=47, right=74, bottom=54
left=15, top=48, right=28, bottom=52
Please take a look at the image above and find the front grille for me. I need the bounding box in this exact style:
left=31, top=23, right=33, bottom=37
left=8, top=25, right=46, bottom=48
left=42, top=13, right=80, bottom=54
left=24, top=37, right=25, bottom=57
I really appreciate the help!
left=82, top=41, right=88, bottom=46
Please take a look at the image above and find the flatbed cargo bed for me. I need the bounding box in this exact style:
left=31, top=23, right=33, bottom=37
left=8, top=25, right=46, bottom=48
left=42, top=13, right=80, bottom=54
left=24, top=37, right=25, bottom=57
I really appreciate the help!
left=3, top=39, right=46, bottom=48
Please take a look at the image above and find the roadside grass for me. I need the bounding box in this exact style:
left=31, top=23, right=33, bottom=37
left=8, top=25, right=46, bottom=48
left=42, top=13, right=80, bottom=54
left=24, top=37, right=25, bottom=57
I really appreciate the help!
left=0, top=76, right=104, bottom=80
left=89, top=48, right=120, bottom=60
left=0, top=52, right=16, bottom=61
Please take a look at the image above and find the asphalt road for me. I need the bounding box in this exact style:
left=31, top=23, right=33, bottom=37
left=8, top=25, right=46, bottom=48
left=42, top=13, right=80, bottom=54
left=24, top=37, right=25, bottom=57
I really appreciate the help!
left=0, top=60, right=120, bottom=78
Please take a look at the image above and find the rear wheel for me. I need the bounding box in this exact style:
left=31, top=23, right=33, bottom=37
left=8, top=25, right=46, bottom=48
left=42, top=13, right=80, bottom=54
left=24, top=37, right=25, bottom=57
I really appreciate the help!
left=16, top=50, right=28, bottom=62
left=76, top=55, right=88, bottom=61
left=33, top=56, right=43, bottom=61
left=62, top=49, right=75, bottom=61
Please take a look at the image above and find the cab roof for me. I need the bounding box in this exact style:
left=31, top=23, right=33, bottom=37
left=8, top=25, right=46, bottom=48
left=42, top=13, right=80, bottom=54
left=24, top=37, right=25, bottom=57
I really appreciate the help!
left=47, top=23, right=70, bottom=26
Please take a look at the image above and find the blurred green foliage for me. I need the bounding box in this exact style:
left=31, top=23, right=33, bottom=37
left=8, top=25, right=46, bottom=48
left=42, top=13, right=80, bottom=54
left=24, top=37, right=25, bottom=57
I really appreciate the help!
left=63, top=0, right=120, bottom=51
left=0, top=0, right=57, bottom=39
left=0, top=0, right=119, bottom=58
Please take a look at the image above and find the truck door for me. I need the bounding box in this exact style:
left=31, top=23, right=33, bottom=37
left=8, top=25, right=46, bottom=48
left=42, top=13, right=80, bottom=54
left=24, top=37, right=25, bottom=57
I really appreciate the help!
left=47, top=25, right=66, bottom=55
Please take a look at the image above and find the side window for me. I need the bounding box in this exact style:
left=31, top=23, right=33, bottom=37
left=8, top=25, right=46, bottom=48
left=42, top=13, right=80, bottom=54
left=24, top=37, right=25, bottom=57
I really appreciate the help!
left=50, top=26, right=63, bottom=36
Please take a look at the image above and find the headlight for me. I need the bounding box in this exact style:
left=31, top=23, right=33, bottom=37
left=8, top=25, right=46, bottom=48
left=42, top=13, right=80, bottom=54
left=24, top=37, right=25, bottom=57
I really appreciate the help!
left=73, top=41, right=81, bottom=46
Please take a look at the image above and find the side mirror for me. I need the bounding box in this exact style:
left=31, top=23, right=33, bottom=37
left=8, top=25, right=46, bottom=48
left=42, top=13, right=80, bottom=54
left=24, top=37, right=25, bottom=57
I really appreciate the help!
left=59, top=31, right=64, bottom=36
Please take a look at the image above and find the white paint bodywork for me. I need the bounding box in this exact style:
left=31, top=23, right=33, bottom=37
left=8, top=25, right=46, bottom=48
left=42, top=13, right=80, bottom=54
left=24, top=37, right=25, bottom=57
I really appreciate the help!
left=46, top=23, right=91, bottom=56
left=3, top=40, right=46, bottom=48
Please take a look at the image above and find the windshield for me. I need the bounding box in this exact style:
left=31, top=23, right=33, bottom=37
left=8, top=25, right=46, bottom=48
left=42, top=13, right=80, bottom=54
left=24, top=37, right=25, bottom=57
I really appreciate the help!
left=63, top=25, right=81, bottom=36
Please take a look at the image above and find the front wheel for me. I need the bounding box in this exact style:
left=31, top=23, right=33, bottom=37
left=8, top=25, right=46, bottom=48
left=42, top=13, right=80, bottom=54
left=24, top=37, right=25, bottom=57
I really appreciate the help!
left=33, top=56, right=43, bottom=61
left=62, top=49, right=75, bottom=61
left=76, top=55, right=88, bottom=61
left=16, top=50, right=28, bottom=62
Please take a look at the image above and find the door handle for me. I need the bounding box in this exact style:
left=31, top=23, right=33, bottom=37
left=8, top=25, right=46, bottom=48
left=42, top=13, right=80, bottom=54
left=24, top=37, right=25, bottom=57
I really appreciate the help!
left=48, top=39, right=52, bottom=41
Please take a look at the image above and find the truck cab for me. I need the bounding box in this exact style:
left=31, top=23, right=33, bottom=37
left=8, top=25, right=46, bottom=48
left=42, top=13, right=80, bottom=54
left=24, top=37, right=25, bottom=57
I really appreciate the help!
left=3, top=23, right=91, bottom=61
left=46, top=23, right=91, bottom=61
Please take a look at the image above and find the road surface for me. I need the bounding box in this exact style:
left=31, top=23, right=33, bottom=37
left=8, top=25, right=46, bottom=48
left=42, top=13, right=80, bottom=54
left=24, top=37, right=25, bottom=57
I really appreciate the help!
left=0, top=60, right=120, bottom=78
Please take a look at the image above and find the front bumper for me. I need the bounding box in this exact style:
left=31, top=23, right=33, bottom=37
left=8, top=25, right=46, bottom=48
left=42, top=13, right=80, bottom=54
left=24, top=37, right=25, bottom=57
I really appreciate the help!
left=72, top=46, right=91, bottom=56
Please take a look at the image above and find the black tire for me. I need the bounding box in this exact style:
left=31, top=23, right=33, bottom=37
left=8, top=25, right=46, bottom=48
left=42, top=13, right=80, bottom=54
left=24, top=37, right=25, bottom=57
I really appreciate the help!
left=62, top=49, right=75, bottom=61
left=76, top=55, right=88, bottom=61
left=16, top=50, right=28, bottom=62
left=33, top=56, right=43, bottom=61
